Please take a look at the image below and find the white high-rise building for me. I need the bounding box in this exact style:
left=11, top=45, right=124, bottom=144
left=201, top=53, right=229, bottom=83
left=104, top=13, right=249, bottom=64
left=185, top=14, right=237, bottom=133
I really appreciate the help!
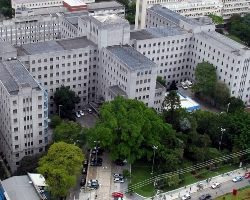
left=0, top=59, right=48, bottom=172
left=135, top=0, right=250, bottom=29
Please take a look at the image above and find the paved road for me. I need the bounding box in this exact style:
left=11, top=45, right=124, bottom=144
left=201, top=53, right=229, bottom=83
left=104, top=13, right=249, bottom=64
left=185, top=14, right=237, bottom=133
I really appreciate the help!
left=181, top=179, right=250, bottom=200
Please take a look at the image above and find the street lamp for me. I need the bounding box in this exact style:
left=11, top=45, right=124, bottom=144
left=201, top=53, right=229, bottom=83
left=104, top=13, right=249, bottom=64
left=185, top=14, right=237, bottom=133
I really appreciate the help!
left=226, top=103, right=231, bottom=113
left=219, top=128, right=226, bottom=151
left=58, top=105, right=63, bottom=117
left=94, top=140, right=100, bottom=165
left=151, top=145, right=158, bottom=175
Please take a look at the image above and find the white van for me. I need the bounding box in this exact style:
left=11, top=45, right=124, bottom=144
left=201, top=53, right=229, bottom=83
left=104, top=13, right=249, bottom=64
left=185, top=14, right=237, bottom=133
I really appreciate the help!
left=185, top=80, right=192, bottom=87
left=181, top=81, right=188, bottom=89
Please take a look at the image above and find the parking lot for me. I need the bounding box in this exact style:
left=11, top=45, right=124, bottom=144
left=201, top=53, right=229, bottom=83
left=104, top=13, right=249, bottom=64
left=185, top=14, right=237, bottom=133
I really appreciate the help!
left=75, top=111, right=98, bottom=128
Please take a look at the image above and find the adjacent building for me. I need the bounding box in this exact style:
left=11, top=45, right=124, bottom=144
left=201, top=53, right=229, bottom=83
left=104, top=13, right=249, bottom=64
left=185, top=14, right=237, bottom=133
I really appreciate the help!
left=0, top=59, right=48, bottom=172
left=135, top=0, right=250, bottom=29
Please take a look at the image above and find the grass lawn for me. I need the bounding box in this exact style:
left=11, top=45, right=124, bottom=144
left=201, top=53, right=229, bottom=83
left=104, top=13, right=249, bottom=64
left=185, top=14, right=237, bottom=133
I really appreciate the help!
left=131, top=160, right=155, bottom=197
left=215, top=186, right=250, bottom=200
left=131, top=162, right=238, bottom=197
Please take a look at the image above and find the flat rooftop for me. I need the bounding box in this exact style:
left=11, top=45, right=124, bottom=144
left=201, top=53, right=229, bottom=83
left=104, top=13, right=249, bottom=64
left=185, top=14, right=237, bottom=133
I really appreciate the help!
left=107, top=45, right=157, bottom=71
left=196, top=31, right=250, bottom=56
left=1, top=175, right=40, bottom=200
left=92, top=14, right=128, bottom=25
left=12, top=0, right=62, bottom=5
left=0, top=42, right=16, bottom=54
left=88, top=1, right=124, bottom=10
left=130, top=26, right=188, bottom=40
left=63, top=0, right=86, bottom=6
left=0, top=60, right=40, bottom=94
left=18, top=37, right=96, bottom=55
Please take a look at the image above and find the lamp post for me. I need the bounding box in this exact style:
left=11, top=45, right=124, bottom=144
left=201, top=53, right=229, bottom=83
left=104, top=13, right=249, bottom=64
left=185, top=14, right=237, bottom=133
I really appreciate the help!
left=94, top=140, right=100, bottom=165
left=219, top=128, right=226, bottom=151
left=226, top=103, right=231, bottom=113
left=151, top=145, right=158, bottom=175
left=58, top=104, right=62, bottom=117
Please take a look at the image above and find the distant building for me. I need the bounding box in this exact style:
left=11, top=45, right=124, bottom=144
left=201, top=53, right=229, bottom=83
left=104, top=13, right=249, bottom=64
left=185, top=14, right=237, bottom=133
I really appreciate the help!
left=135, top=0, right=250, bottom=29
left=87, top=1, right=125, bottom=17
left=0, top=173, right=47, bottom=200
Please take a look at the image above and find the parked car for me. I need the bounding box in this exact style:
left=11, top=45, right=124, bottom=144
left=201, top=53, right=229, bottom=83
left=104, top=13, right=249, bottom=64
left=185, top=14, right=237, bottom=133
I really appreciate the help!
left=211, top=182, right=221, bottom=189
left=181, top=193, right=191, bottom=200
left=112, top=192, right=123, bottom=198
left=79, top=110, right=85, bottom=116
left=90, top=157, right=103, bottom=166
left=185, top=80, right=193, bottom=87
left=114, top=159, right=126, bottom=166
left=181, top=81, right=188, bottom=89
left=83, top=160, right=88, bottom=166
left=113, top=177, right=124, bottom=183
left=245, top=172, right=250, bottom=179
left=232, top=176, right=243, bottom=182
left=87, top=108, right=93, bottom=114
left=113, top=173, right=123, bottom=179
left=80, top=178, right=86, bottom=187
left=75, top=111, right=81, bottom=118
left=82, top=165, right=88, bottom=174
left=87, top=179, right=99, bottom=189
left=199, top=194, right=212, bottom=200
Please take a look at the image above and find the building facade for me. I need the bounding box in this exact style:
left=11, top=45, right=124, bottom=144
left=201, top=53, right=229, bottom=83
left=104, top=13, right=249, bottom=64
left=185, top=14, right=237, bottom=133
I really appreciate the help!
left=0, top=59, right=48, bottom=172
left=135, top=0, right=250, bottom=29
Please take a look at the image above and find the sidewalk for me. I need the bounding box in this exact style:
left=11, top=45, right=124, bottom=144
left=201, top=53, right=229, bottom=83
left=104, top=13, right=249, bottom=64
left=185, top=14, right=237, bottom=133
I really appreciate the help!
left=145, top=168, right=246, bottom=200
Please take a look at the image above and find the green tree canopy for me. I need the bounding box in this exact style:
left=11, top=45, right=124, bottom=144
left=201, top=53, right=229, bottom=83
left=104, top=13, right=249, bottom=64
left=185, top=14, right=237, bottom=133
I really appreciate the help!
left=162, top=91, right=181, bottom=125
left=193, top=62, right=217, bottom=97
left=213, top=82, right=230, bottom=107
left=38, top=142, right=84, bottom=199
left=88, top=96, right=182, bottom=166
left=227, top=97, right=245, bottom=113
left=54, top=86, right=80, bottom=118
left=208, top=14, right=224, bottom=24
left=157, top=76, right=166, bottom=86
left=53, top=120, right=86, bottom=147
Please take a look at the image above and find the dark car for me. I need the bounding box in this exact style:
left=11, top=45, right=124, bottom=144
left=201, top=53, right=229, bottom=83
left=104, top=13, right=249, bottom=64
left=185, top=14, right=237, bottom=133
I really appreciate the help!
left=80, top=178, right=86, bottom=187
left=87, top=179, right=99, bottom=189
left=90, top=157, right=103, bottom=166
left=115, top=159, right=126, bottom=166
left=199, top=194, right=212, bottom=200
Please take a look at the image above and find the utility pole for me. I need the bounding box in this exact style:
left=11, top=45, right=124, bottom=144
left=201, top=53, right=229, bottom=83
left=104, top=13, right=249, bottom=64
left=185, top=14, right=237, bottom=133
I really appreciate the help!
left=151, top=145, right=158, bottom=175
left=219, top=128, right=226, bottom=151
left=94, top=141, right=100, bottom=165
left=59, top=104, right=62, bottom=117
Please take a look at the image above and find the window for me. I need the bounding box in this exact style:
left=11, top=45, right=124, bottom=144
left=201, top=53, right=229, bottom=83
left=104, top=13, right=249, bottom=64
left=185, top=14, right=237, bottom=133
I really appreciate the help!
left=13, top=109, right=17, bottom=114
left=13, top=100, right=17, bottom=105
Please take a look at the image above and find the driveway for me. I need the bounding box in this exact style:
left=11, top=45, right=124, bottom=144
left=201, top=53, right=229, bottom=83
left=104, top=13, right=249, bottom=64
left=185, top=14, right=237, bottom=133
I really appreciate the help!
left=76, top=112, right=98, bottom=128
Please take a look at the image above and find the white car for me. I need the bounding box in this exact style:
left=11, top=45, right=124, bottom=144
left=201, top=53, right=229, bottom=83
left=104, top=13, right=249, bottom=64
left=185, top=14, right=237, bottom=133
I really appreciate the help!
left=185, top=80, right=193, bottom=87
left=181, top=82, right=188, bottom=89
left=79, top=110, right=85, bottom=116
left=232, top=176, right=243, bottom=182
left=114, top=177, right=124, bottom=183
left=181, top=193, right=191, bottom=200
left=211, top=182, right=221, bottom=189
left=75, top=111, right=81, bottom=118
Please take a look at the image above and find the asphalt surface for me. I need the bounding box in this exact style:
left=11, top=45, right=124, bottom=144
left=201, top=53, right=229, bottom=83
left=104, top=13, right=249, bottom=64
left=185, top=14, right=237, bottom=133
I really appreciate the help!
left=175, top=179, right=250, bottom=200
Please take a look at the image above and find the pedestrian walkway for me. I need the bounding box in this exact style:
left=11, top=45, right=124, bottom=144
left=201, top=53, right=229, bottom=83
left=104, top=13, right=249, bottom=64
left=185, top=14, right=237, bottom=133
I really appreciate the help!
left=145, top=168, right=246, bottom=200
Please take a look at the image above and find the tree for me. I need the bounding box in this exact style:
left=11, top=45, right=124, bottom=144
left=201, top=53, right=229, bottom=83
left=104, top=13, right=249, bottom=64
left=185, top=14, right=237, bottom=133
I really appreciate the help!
left=88, top=96, right=181, bottom=166
left=157, top=76, right=166, bottom=86
left=38, top=142, right=84, bottom=199
left=54, top=86, right=80, bottom=118
left=14, top=154, right=45, bottom=176
left=208, top=14, right=224, bottom=24
left=169, top=81, right=178, bottom=91
left=50, top=115, right=62, bottom=128
left=227, top=97, right=245, bottom=113
left=53, top=120, right=86, bottom=147
left=213, top=82, right=230, bottom=108
left=193, top=62, right=217, bottom=97
left=162, top=91, right=181, bottom=124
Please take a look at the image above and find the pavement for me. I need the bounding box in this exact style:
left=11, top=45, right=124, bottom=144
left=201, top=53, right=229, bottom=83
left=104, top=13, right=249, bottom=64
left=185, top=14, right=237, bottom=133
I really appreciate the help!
left=76, top=112, right=98, bottom=128
left=148, top=168, right=250, bottom=200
